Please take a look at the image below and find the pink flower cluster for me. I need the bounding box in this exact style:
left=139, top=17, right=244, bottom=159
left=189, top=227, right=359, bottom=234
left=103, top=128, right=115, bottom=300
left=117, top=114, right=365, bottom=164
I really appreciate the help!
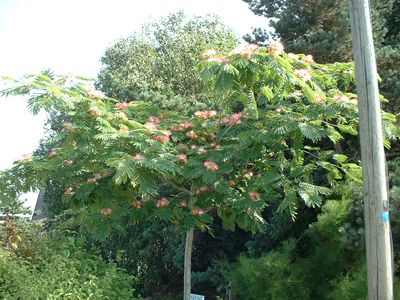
left=204, top=160, right=219, bottom=171
left=194, top=110, right=217, bottom=120
left=100, top=208, right=113, bottom=215
left=156, top=197, right=170, bottom=208
left=132, top=153, right=145, bottom=160
left=268, top=41, right=285, bottom=55
left=154, top=132, right=171, bottom=144
left=63, top=122, right=76, bottom=132
left=171, top=121, right=195, bottom=132
left=230, top=43, right=259, bottom=58
left=176, top=154, right=188, bottom=164
left=88, top=89, right=105, bottom=99
left=219, top=112, right=244, bottom=126
left=249, top=191, right=261, bottom=201
left=131, top=200, right=142, bottom=209
left=295, top=69, right=312, bottom=82
left=64, top=187, right=75, bottom=196
left=116, top=102, right=129, bottom=110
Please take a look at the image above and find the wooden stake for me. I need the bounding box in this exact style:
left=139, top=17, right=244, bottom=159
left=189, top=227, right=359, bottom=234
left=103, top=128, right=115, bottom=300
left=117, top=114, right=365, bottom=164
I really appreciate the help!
left=348, top=1, right=393, bottom=299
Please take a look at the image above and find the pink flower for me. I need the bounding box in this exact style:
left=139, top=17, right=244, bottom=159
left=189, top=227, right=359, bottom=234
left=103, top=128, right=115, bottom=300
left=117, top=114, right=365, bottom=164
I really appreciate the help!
left=116, top=102, right=129, bottom=110
left=180, top=200, right=188, bottom=207
left=268, top=41, right=285, bottom=55
left=131, top=200, right=142, bottom=209
left=202, top=49, right=218, bottom=58
left=48, top=150, right=57, bottom=157
left=204, top=160, right=219, bottom=171
left=295, top=69, right=312, bottom=81
left=186, top=131, right=198, bottom=140
left=197, top=147, right=207, bottom=154
left=100, top=208, right=113, bottom=215
left=314, top=95, right=326, bottom=104
left=156, top=197, right=170, bottom=208
left=302, top=54, right=315, bottom=63
left=176, top=154, right=188, bottom=164
left=133, top=154, right=145, bottom=160
left=144, top=122, right=158, bottom=130
left=87, top=178, right=97, bottom=184
left=149, top=116, right=160, bottom=124
left=20, top=154, right=33, bottom=163
left=228, top=113, right=243, bottom=126
left=154, top=134, right=170, bottom=144
left=88, top=108, right=101, bottom=117
left=63, top=122, right=76, bottom=132
left=63, top=159, right=74, bottom=165
left=194, top=110, right=218, bottom=120
left=219, top=117, right=230, bottom=125
left=287, top=53, right=299, bottom=60
left=228, top=180, right=236, bottom=187
left=249, top=191, right=261, bottom=201
left=64, top=187, right=75, bottom=196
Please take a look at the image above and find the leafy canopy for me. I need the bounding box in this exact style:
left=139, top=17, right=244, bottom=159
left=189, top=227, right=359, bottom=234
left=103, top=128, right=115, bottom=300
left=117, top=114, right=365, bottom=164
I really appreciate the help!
left=1, top=42, right=397, bottom=238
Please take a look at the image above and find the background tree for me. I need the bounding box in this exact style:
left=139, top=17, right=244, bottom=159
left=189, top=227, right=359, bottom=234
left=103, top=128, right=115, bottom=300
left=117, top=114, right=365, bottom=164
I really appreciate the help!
left=243, top=0, right=400, bottom=113
left=96, top=12, right=239, bottom=112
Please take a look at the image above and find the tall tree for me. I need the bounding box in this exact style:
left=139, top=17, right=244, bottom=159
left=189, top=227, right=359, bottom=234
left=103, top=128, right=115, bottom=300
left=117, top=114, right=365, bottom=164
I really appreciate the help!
left=243, top=0, right=400, bottom=112
left=96, top=12, right=239, bottom=112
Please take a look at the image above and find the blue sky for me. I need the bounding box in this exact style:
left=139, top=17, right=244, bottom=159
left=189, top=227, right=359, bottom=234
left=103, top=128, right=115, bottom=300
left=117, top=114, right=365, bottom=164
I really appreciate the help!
left=0, top=0, right=267, bottom=210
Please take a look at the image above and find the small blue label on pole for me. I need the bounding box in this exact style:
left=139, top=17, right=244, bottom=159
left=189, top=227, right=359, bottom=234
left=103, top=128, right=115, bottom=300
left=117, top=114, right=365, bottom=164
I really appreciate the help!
left=381, top=212, right=389, bottom=222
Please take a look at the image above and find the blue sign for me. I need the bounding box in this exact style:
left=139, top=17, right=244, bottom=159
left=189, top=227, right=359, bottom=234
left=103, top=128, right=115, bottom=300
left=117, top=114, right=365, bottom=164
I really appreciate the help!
left=190, top=294, right=205, bottom=300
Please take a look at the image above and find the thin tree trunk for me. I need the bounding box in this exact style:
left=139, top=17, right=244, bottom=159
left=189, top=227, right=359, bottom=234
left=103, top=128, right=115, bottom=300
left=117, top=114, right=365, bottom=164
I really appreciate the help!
left=183, top=228, right=194, bottom=300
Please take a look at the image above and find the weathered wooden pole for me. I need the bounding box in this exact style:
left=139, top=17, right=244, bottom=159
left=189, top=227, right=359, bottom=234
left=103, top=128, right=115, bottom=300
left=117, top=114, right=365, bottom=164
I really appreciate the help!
left=348, top=0, right=393, bottom=299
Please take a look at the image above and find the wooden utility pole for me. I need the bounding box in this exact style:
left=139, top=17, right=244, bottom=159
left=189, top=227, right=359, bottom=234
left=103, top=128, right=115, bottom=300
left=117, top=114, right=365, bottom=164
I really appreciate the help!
left=348, top=0, right=393, bottom=299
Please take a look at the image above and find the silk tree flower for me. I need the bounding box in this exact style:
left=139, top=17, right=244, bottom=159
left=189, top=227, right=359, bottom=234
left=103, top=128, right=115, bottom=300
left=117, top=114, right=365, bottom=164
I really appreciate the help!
left=302, top=54, right=315, bottom=63
left=116, top=102, right=129, bottom=110
left=268, top=41, right=285, bottom=55
left=194, top=110, right=217, bottom=119
left=144, top=122, right=158, bottom=130
left=204, top=160, right=219, bottom=171
left=249, top=191, right=261, bottom=201
left=176, top=154, right=188, bottom=164
left=288, top=53, right=299, bottom=60
left=149, top=115, right=160, bottom=123
left=207, top=56, right=230, bottom=64
left=100, top=208, right=113, bottom=215
left=186, top=130, right=198, bottom=140
left=88, top=108, right=102, bottom=117
left=131, top=200, right=142, bottom=209
left=156, top=197, right=170, bottom=208
left=88, top=89, right=105, bottom=99
left=132, top=154, right=145, bottom=160
left=295, top=69, right=312, bottom=82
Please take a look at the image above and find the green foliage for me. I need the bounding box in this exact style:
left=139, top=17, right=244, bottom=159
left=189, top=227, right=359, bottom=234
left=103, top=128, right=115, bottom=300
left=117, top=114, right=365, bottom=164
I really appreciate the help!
left=0, top=226, right=139, bottom=299
left=96, top=12, right=238, bottom=111
left=243, top=0, right=400, bottom=112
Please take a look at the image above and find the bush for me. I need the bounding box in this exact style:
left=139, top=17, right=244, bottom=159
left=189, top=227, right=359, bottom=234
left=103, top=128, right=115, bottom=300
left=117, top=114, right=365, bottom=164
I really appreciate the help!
left=0, top=231, right=139, bottom=299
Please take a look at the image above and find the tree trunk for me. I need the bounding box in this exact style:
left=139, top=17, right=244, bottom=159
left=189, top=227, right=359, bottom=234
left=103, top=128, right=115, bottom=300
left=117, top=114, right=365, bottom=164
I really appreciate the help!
left=183, top=227, right=194, bottom=300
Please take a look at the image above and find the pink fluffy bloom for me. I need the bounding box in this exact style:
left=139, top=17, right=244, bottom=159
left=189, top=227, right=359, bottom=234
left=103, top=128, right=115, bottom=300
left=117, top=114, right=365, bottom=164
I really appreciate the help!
left=131, top=200, right=142, bottom=209
left=20, top=154, right=33, bottom=163
left=48, top=150, right=57, bottom=157
left=186, top=130, right=198, bottom=140
left=116, top=102, right=129, bottom=110
left=100, top=208, right=113, bottom=215
left=87, top=178, right=97, bottom=184
left=154, top=134, right=170, bottom=144
left=204, top=160, right=219, bottom=171
left=132, top=154, right=145, bottom=160
left=287, top=53, right=299, bottom=60
left=228, top=113, right=243, bottom=125
left=88, top=108, right=101, bottom=117
left=314, top=95, right=326, bottom=104
left=176, top=154, right=188, bottom=164
left=156, top=197, right=170, bottom=208
left=302, top=54, right=315, bottom=63
left=268, top=41, right=285, bottom=55
left=149, top=115, right=160, bottom=123
left=144, top=122, right=158, bottom=130
left=64, top=187, right=75, bottom=196
left=64, top=159, right=74, bottom=165
left=63, top=122, right=76, bottom=132
left=194, top=110, right=218, bottom=120
left=295, top=69, right=312, bottom=82
left=249, top=191, right=261, bottom=201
